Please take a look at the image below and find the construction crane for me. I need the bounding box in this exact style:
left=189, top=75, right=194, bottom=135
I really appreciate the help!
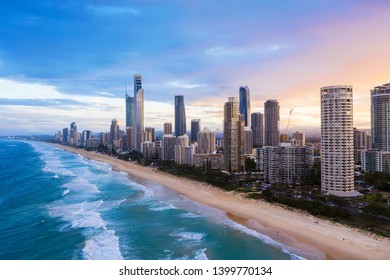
left=286, top=109, right=294, bottom=132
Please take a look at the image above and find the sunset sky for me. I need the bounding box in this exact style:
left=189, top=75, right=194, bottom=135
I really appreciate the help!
left=0, top=0, right=389, bottom=136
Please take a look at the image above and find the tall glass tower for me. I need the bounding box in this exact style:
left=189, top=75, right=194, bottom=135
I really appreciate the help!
left=175, top=95, right=187, bottom=137
left=134, top=74, right=144, bottom=151
left=125, top=93, right=134, bottom=128
left=239, top=86, right=251, bottom=127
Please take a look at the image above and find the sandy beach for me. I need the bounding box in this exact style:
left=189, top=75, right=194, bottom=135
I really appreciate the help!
left=51, top=144, right=390, bottom=260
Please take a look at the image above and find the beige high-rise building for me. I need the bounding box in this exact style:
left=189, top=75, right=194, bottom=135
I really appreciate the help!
left=321, top=85, right=354, bottom=195
left=174, top=134, right=189, bottom=164
left=164, top=122, right=172, bottom=135
left=244, top=127, right=253, bottom=155
left=161, top=134, right=176, bottom=160
left=223, top=97, right=245, bottom=173
left=197, top=128, right=216, bottom=154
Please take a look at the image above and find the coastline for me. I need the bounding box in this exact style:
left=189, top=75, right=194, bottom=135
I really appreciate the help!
left=50, top=143, right=390, bottom=260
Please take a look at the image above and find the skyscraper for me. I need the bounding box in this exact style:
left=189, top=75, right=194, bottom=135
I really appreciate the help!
left=264, top=100, right=280, bottom=146
left=223, top=97, right=245, bottom=173
left=164, top=122, right=172, bottom=135
left=145, top=127, right=156, bottom=142
left=251, top=112, right=264, bottom=147
left=69, top=122, right=78, bottom=145
left=239, top=86, right=251, bottom=127
left=125, top=92, right=134, bottom=128
left=190, top=119, right=201, bottom=142
left=321, top=85, right=354, bottom=195
left=134, top=74, right=144, bottom=151
left=175, top=95, right=186, bottom=137
left=371, top=83, right=390, bottom=151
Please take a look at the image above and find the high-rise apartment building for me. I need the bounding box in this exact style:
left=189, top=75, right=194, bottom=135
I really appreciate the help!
left=175, top=95, right=187, bottom=137
left=197, top=128, right=216, bottom=154
left=264, top=100, right=280, bottom=146
left=239, top=86, right=251, bottom=127
left=164, top=122, right=172, bottom=135
left=371, top=83, right=390, bottom=151
left=190, top=119, right=201, bottom=142
left=251, top=112, right=264, bottom=147
left=125, top=93, right=134, bottom=128
left=321, top=85, right=354, bottom=195
left=134, top=74, right=144, bottom=151
left=223, top=97, right=245, bottom=173
left=161, top=134, right=176, bottom=160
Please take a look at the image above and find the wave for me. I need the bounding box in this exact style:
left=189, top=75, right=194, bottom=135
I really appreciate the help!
left=83, top=229, right=123, bottom=260
left=149, top=204, right=178, bottom=212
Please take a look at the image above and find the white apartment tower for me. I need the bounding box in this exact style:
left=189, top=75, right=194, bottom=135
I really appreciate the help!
left=320, top=85, right=354, bottom=195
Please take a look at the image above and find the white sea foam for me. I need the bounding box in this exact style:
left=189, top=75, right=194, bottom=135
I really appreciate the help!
left=62, top=189, right=70, bottom=196
left=170, top=228, right=206, bottom=243
left=83, top=229, right=123, bottom=260
left=193, top=248, right=208, bottom=260
left=98, top=199, right=126, bottom=211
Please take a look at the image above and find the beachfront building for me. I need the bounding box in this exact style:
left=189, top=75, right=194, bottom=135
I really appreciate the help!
left=141, top=141, right=155, bottom=159
left=264, top=100, right=280, bottom=146
left=193, top=154, right=224, bottom=170
left=223, top=97, right=246, bottom=173
left=251, top=112, right=264, bottom=147
left=190, top=119, right=201, bottom=142
left=161, top=134, right=176, bottom=160
left=175, top=95, right=187, bottom=137
left=320, top=85, right=355, bottom=195
left=184, top=144, right=196, bottom=165
left=239, top=86, right=251, bottom=127
left=263, top=143, right=314, bottom=184
left=69, top=122, right=78, bottom=145
left=134, top=74, right=144, bottom=152
left=197, top=128, right=216, bottom=154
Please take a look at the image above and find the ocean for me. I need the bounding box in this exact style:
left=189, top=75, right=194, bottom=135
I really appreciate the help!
left=0, top=140, right=302, bottom=260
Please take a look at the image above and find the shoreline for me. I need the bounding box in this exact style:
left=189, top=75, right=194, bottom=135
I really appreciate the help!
left=50, top=143, right=390, bottom=260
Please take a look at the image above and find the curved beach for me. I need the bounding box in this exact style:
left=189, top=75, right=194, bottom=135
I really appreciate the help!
left=51, top=144, right=390, bottom=260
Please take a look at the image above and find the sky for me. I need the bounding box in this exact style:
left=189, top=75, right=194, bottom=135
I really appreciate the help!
left=0, top=0, right=389, bottom=136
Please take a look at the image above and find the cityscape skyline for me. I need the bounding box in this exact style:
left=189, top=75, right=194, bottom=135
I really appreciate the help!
left=1, top=1, right=390, bottom=136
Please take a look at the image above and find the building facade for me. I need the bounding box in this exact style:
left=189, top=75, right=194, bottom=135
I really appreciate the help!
left=125, top=93, right=134, bottom=128
left=320, top=85, right=354, bottom=194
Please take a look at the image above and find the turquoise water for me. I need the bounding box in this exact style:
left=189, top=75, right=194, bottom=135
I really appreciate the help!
left=0, top=140, right=300, bottom=260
